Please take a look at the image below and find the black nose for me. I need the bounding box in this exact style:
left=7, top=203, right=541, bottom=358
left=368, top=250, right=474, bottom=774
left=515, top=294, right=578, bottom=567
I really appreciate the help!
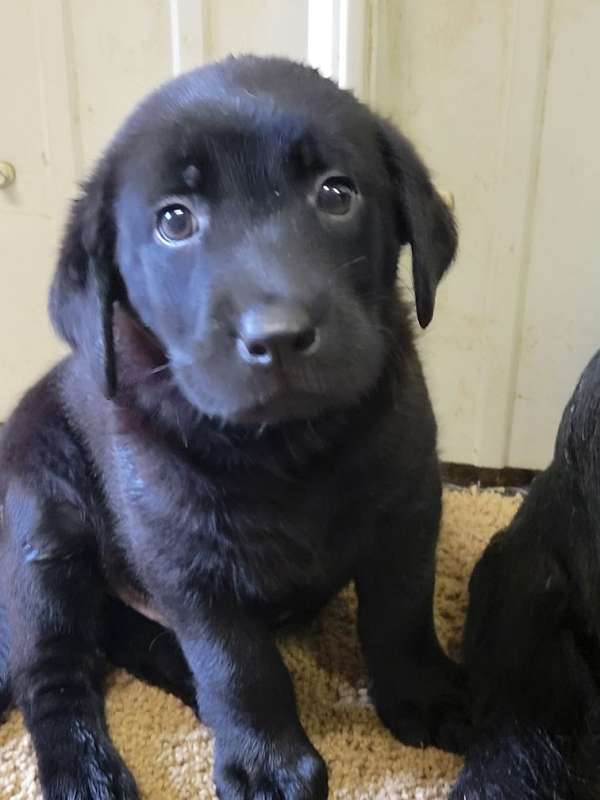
left=237, top=306, right=319, bottom=366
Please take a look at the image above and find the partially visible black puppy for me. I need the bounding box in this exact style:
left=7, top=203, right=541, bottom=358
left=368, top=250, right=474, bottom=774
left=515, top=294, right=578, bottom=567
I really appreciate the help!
left=0, top=56, right=464, bottom=799
left=451, top=349, right=600, bottom=800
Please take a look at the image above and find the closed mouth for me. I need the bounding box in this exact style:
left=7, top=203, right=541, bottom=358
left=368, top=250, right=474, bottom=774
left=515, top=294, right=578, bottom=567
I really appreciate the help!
left=227, top=389, right=333, bottom=425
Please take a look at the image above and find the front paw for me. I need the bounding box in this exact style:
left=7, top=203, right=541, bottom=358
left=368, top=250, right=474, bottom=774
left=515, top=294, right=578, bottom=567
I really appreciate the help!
left=373, top=655, right=471, bottom=754
left=39, top=739, right=139, bottom=800
left=214, top=729, right=328, bottom=800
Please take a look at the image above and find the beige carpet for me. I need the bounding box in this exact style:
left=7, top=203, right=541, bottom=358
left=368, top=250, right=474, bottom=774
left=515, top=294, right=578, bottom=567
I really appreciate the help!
left=0, top=488, right=522, bottom=799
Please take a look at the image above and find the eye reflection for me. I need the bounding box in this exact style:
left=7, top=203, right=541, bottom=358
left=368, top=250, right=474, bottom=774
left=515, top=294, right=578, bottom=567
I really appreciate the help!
left=156, top=205, right=197, bottom=243
left=316, top=177, right=358, bottom=216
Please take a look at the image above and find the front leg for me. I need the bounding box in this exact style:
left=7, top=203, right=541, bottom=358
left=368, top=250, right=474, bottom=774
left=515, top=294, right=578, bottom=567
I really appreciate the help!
left=4, top=499, right=138, bottom=800
left=163, top=597, right=327, bottom=800
left=355, top=472, right=470, bottom=753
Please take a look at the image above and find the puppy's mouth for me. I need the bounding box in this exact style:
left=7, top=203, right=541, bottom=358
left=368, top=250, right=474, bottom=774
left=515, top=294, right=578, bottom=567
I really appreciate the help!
left=179, top=375, right=339, bottom=425
left=172, top=358, right=353, bottom=425
left=225, top=389, right=334, bottom=425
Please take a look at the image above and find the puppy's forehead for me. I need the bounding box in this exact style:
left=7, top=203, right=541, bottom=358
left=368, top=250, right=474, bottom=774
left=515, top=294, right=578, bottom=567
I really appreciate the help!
left=115, top=60, right=383, bottom=202
left=120, top=108, right=327, bottom=202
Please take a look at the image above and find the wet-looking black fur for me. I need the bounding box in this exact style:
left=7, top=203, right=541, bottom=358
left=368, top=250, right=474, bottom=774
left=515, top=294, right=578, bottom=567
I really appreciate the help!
left=451, top=349, right=600, bottom=800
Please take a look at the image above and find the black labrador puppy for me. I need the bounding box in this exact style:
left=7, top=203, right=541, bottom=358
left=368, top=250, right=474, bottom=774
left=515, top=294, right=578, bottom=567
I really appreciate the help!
left=0, top=56, right=465, bottom=799
left=451, top=350, right=600, bottom=799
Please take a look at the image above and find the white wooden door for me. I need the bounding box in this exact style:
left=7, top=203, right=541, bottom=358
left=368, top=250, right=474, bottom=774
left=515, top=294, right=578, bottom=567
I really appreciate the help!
left=2, top=0, right=598, bottom=470
left=0, top=1, right=73, bottom=419
left=0, top=0, right=180, bottom=420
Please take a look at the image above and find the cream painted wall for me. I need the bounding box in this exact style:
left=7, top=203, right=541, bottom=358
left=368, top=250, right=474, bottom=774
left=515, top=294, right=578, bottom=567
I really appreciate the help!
left=507, top=1, right=600, bottom=467
left=1, top=0, right=598, bottom=469
left=372, top=0, right=600, bottom=469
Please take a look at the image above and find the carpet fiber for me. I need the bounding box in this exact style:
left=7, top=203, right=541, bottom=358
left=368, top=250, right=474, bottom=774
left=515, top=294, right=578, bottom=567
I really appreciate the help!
left=0, top=488, right=522, bottom=799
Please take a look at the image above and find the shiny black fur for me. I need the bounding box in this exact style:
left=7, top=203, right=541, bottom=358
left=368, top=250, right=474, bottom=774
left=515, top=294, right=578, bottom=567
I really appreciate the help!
left=0, top=57, right=465, bottom=799
left=451, top=350, right=600, bottom=800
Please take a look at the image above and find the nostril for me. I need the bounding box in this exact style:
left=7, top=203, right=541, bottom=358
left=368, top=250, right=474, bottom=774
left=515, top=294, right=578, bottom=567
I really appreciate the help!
left=293, top=328, right=318, bottom=354
left=237, top=337, right=273, bottom=365
left=248, top=342, right=269, bottom=358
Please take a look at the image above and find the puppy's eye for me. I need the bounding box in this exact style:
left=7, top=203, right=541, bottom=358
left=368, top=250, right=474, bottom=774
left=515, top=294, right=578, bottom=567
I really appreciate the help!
left=316, top=177, right=357, bottom=216
left=156, top=204, right=197, bottom=243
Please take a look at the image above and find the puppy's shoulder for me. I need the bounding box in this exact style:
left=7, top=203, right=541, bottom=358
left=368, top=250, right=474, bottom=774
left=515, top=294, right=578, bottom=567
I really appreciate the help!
left=0, top=357, right=91, bottom=502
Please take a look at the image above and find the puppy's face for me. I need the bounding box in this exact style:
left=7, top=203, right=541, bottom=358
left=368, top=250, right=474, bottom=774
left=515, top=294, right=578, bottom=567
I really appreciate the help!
left=51, top=58, right=457, bottom=425
left=114, top=103, right=395, bottom=424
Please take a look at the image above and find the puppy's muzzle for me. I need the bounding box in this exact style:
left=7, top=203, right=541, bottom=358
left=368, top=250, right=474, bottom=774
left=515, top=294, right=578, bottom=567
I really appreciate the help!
left=236, top=305, right=320, bottom=368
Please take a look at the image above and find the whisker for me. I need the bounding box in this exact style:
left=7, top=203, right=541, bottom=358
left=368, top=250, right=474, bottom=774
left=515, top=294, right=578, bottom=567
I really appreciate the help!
left=148, top=630, right=170, bottom=653
left=332, top=255, right=368, bottom=273
left=255, top=423, right=269, bottom=438
left=148, top=363, right=171, bottom=375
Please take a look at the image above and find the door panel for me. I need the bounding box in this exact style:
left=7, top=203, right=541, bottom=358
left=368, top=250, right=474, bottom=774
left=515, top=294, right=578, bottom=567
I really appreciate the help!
left=208, top=0, right=308, bottom=62
left=0, top=1, right=74, bottom=418
left=68, top=0, right=174, bottom=170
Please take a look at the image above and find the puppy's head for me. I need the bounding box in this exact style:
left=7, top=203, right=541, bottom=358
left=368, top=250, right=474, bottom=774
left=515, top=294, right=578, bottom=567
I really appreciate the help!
left=50, top=56, right=456, bottom=425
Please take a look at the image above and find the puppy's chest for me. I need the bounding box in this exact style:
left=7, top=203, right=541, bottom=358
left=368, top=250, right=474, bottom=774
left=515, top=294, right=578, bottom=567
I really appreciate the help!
left=110, top=434, right=363, bottom=607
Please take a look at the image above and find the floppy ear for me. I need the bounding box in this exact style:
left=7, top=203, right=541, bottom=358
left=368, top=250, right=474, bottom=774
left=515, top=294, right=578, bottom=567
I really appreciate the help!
left=49, top=165, right=123, bottom=396
left=377, top=119, right=457, bottom=328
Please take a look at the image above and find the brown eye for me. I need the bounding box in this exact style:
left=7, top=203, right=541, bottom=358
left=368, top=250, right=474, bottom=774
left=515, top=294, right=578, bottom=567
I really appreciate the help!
left=156, top=204, right=197, bottom=243
left=316, top=177, right=357, bottom=216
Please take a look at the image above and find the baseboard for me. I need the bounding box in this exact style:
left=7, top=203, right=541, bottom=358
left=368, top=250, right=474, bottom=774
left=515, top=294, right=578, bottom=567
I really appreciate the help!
left=441, top=462, right=538, bottom=490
